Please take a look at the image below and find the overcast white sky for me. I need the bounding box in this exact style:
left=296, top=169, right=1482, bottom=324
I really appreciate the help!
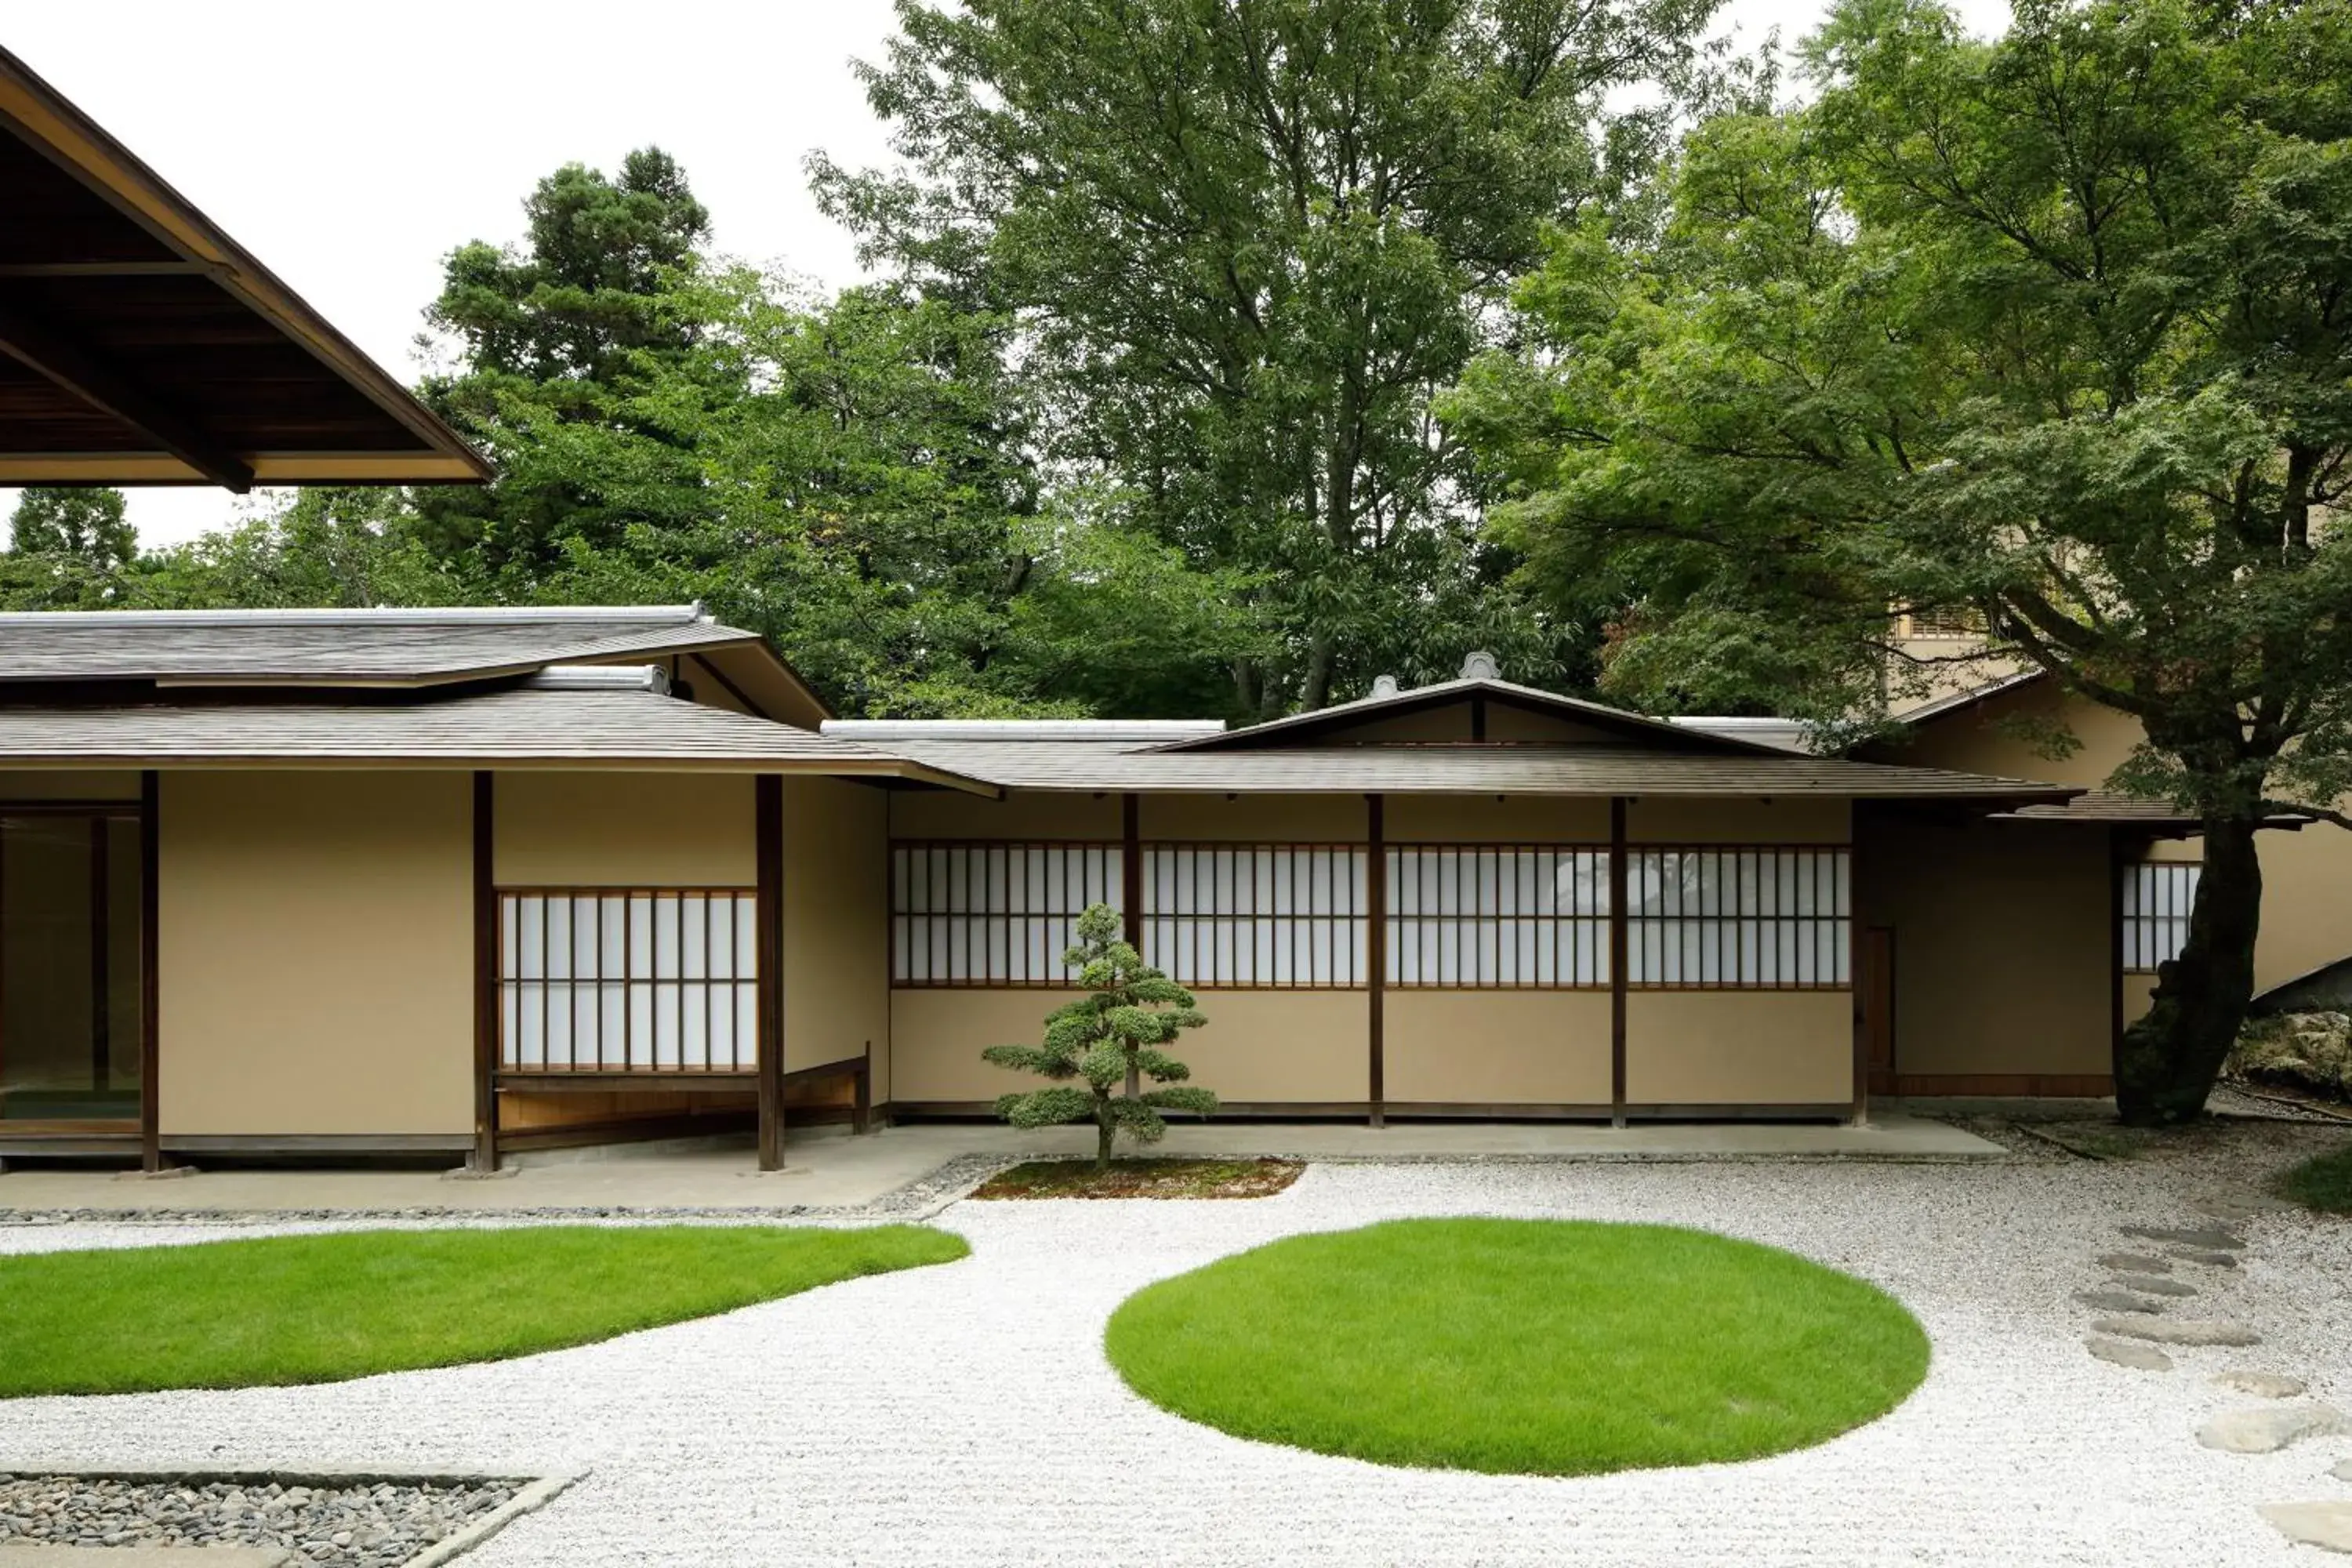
left=6, top=0, right=2005, bottom=548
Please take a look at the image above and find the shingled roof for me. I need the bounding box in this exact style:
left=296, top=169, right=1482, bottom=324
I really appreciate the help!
left=0, top=604, right=767, bottom=688
left=0, top=666, right=996, bottom=792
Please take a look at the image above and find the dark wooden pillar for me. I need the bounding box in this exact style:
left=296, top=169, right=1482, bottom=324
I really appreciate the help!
left=1120, top=793, right=1142, bottom=948
left=138, top=771, right=161, bottom=1171
left=2108, top=826, right=2128, bottom=1069
left=1365, top=793, right=1385, bottom=1129
left=1848, top=808, right=1867, bottom=1127
left=1609, top=796, right=1628, bottom=1128
left=89, top=818, right=110, bottom=1091
left=756, top=774, right=786, bottom=1172
left=470, top=771, right=499, bottom=1173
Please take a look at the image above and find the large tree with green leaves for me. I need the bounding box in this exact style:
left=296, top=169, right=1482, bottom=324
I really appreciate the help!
left=2, top=488, right=136, bottom=608
left=1446, top=0, right=2352, bottom=1123
left=813, top=0, right=1720, bottom=717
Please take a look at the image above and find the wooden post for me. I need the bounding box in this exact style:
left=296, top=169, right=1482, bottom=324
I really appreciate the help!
left=470, top=771, right=499, bottom=1173
left=1120, top=793, right=1142, bottom=948
left=1848, top=811, right=1867, bottom=1127
left=138, top=771, right=161, bottom=1172
left=756, top=775, right=786, bottom=1172
left=2109, top=827, right=2128, bottom=1070
left=89, top=818, right=110, bottom=1091
left=1366, top=793, right=1385, bottom=1129
left=1609, top=796, right=1628, bottom=1128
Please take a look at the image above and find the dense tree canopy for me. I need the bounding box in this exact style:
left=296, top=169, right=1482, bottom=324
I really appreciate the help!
left=1446, top=0, right=2352, bottom=1121
left=813, top=0, right=1719, bottom=715
left=2, top=488, right=137, bottom=608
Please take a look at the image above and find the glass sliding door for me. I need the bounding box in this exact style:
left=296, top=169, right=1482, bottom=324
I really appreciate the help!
left=0, top=811, right=143, bottom=1125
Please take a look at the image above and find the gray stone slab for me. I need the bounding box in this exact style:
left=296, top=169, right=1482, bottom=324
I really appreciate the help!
left=2099, top=1251, right=2174, bottom=1275
left=2122, top=1224, right=2245, bottom=1250
left=2170, top=1247, right=2241, bottom=1268
left=2124, top=1276, right=2200, bottom=1298
left=2212, top=1370, right=2308, bottom=1399
left=2076, top=1287, right=2165, bottom=1314
left=2198, top=1404, right=2347, bottom=1454
left=2259, top=1501, right=2352, bottom=1555
left=2092, top=1316, right=2261, bottom=1346
left=0, top=1549, right=293, bottom=1566
left=2335, top=1460, right=2352, bottom=1483
left=2086, top=1336, right=2173, bottom=1372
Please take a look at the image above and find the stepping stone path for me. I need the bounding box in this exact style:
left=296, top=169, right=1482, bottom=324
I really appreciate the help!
left=2076, top=1288, right=2165, bottom=1314
left=2092, top=1315, right=2260, bottom=1347
left=2212, top=1370, right=2307, bottom=1399
left=2198, top=1404, right=2347, bottom=1454
left=2085, top=1336, right=2174, bottom=1372
left=2169, top=1248, right=2239, bottom=1269
left=2099, top=1252, right=2173, bottom=1275
left=2122, top=1276, right=2198, bottom=1298
left=2122, top=1224, right=2245, bottom=1249
left=2259, top=1502, right=2352, bottom=1555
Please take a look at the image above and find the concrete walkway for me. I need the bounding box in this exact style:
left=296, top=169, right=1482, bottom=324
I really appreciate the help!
left=0, top=1112, right=1999, bottom=1216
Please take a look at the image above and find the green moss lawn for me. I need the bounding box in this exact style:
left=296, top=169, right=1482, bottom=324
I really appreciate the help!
left=0, top=1224, right=966, bottom=1397
left=2277, top=1142, right=2352, bottom=1214
left=1105, top=1217, right=1929, bottom=1475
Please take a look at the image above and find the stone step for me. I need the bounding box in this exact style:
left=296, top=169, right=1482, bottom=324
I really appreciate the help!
left=2198, top=1404, right=2346, bottom=1454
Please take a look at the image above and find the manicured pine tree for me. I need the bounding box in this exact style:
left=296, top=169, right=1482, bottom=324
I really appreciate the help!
left=983, top=903, right=1216, bottom=1171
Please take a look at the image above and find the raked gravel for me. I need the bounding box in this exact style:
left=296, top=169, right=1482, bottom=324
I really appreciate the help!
left=3, top=1152, right=2350, bottom=1567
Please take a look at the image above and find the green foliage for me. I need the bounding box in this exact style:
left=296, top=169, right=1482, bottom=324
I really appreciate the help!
left=0, top=1225, right=966, bottom=1396
left=982, top=903, right=1215, bottom=1168
left=1448, top=0, right=2352, bottom=1120
left=1105, top=1218, right=1929, bottom=1475
left=815, top=0, right=1719, bottom=716
left=2, top=488, right=136, bottom=608
left=132, top=488, right=473, bottom=609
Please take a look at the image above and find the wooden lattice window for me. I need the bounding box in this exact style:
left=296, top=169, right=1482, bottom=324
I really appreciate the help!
left=1624, top=848, right=1851, bottom=989
left=890, top=841, right=1123, bottom=986
left=1385, top=845, right=1610, bottom=989
left=1142, top=844, right=1368, bottom=989
left=2122, top=862, right=2201, bottom=973
left=500, top=890, right=757, bottom=1072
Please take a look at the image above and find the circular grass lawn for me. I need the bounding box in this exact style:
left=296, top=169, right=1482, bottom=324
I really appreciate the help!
left=1104, top=1218, right=1929, bottom=1475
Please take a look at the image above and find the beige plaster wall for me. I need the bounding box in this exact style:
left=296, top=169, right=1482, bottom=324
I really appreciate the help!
left=888, top=986, right=1370, bottom=1105
left=1384, top=990, right=1612, bottom=1104
left=1896, top=682, right=2352, bottom=995
left=784, top=776, right=889, bottom=1083
left=493, top=772, right=755, bottom=887
left=1384, top=796, right=1611, bottom=842
left=1626, top=797, right=1849, bottom=844
left=891, top=789, right=1122, bottom=841
left=1856, top=815, right=2111, bottom=1078
left=2123, top=972, right=2158, bottom=1028
left=1141, top=793, right=1368, bottom=842
left=158, top=771, right=473, bottom=1135
left=1625, top=991, right=1851, bottom=1104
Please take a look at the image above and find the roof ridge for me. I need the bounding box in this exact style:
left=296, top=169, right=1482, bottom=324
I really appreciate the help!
left=0, top=604, right=709, bottom=628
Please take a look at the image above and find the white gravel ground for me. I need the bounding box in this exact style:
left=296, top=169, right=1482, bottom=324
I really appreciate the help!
left=4, top=1152, right=2350, bottom=1567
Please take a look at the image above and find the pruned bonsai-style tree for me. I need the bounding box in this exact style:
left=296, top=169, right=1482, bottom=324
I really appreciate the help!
left=982, top=903, right=1216, bottom=1170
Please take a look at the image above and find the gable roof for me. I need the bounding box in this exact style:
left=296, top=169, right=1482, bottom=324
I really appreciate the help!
left=1149, top=677, right=1791, bottom=756
left=0, top=46, right=490, bottom=489
left=0, top=604, right=768, bottom=686
left=1891, top=669, right=2051, bottom=727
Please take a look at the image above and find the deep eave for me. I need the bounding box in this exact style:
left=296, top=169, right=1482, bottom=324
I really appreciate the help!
left=0, top=45, right=492, bottom=488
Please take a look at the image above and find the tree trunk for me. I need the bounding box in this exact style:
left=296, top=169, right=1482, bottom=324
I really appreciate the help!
left=2114, top=815, right=2263, bottom=1126
left=1096, top=1105, right=1115, bottom=1172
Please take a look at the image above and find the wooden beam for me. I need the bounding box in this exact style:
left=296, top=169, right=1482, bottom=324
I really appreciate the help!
left=0, top=262, right=216, bottom=278
left=1366, top=793, right=1386, bottom=1129
left=471, top=771, right=499, bottom=1173
left=756, top=774, right=786, bottom=1172
left=137, top=769, right=160, bottom=1172
left=1609, top=796, right=1628, bottom=1129
left=0, top=296, right=253, bottom=490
